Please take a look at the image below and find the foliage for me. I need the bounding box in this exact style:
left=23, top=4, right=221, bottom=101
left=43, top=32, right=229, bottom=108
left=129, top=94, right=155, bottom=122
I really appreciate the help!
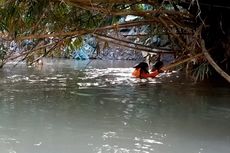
left=192, top=62, right=212, bottom=82
left=0, top=0, right=229, bottom=82
left=64, top=37, right=83, bottom=58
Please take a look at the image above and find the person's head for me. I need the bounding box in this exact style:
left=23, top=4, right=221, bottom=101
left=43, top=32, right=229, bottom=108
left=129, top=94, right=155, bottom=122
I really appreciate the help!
left=152, top=61, right=163, bottom=72
left=133, top=62, right=149, bottom=73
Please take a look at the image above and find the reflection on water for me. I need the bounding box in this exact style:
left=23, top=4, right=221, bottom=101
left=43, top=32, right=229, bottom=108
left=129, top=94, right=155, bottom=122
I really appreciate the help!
left=0, top=59, right=230, bottom=153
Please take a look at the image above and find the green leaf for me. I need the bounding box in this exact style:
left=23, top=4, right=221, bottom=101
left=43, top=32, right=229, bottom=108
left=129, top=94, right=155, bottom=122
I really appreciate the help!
left=72, top=37, right=83, bottom=49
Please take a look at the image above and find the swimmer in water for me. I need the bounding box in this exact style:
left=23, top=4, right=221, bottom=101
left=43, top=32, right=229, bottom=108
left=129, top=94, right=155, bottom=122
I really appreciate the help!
left=132, top=61, right=164, bottom=78
left=132, top=62, right=149, bottom=78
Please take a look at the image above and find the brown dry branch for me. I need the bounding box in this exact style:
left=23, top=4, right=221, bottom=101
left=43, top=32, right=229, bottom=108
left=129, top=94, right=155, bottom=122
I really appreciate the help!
left=107, top=9, right=192, bottom=18
left=95, top=33, right=176, bottom=52
left=5, top=43, right=55, bottom=63
left=17, top=20, right=157, bottom=40
left=18, top=18, right=171, bottom=41
left=163, top=53, right=203, bottom=69
left=65, top=0, right=157, bottom=7
left=121, top=31, right=194, bottom=37
left=158, top=16, right=190, bottom=52
left=64, top=0, right=192, bottom=20
left=17, top=14, right=193, bottom=44
left=201, top=40, right=230, bottom=83
left=93, top=33, right=176, bottom=54
left=32, top=37, right=68, bottom=64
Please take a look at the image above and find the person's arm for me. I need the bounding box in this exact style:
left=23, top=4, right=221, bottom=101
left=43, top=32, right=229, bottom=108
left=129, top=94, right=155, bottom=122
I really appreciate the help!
left=146, top=70, right=159, bottom=78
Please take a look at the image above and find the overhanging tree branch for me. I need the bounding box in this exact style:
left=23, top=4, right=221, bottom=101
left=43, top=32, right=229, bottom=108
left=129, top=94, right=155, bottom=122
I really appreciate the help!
left=201, top=40, right=230, bottom=83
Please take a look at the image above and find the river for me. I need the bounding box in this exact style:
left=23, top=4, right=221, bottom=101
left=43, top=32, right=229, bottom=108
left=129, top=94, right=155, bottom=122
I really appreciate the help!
left=0, top=59, right=230, bottom=153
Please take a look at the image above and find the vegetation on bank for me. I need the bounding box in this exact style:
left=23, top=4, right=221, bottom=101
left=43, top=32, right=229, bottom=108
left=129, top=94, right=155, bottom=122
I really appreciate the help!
left=0, top=0, right=229, bottom=82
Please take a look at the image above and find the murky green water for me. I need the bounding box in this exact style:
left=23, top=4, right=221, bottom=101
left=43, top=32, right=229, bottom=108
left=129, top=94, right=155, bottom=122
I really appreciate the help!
left=0, top=59, right=230, bottom=153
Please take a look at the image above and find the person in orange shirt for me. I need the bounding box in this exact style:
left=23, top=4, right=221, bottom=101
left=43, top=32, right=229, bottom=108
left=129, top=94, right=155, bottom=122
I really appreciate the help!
left=132, top=61, right=164, bottom=78
left=148, top=61, right=164, bottom=78
left=132, top=62, right=150, bottom=78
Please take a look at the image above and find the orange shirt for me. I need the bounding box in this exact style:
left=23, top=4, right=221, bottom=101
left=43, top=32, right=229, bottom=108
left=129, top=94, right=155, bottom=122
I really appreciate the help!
left=132, top=68, right=159, bottom=78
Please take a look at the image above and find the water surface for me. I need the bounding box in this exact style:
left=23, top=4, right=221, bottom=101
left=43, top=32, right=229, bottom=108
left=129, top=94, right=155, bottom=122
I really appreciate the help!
left=0, top=59, right=230, bottom=153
